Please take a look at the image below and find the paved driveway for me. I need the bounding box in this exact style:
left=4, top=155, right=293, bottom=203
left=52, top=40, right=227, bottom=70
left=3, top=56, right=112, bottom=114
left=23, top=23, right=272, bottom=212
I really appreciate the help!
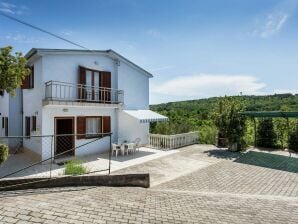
left=0, top=145, right=297, bottom=224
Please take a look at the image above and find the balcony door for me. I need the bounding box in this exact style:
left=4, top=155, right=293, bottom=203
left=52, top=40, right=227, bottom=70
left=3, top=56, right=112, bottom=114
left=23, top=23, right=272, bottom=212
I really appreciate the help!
left=79, top=66, right=111, bottom=103
left=86, top=70, right=100, bottom=101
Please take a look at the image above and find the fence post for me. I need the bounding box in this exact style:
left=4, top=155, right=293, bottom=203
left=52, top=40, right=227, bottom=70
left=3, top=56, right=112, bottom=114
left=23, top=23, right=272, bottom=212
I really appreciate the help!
left=108, top=133, right=112, bottom=174
left=50, top=135, right=54, bottom=179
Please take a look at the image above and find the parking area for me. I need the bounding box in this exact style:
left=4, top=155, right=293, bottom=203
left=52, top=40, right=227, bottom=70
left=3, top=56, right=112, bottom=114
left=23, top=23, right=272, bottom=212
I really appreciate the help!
left=0, top=144, right=297, bottom=223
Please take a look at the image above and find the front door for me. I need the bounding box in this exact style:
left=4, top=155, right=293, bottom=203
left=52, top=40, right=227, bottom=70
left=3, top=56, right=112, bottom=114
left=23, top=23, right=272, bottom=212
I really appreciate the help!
left=55, top=118, right=74, bottom=157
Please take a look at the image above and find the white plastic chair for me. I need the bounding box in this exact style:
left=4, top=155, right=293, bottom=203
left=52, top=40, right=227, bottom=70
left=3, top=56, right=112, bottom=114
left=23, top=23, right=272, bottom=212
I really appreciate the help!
left=134, top=138, right=141, bottom=152
left=127, top=143, right=137, bottom=155
left=120, top=144, right=129, bottom=156
left=112, top=143, right=121, bottom=158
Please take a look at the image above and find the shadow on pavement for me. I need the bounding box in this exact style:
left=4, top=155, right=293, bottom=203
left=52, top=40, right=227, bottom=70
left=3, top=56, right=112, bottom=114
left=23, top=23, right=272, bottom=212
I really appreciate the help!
left=203, top=148, right=241, bottom=160
left=234, top=151, right=298, bottom=173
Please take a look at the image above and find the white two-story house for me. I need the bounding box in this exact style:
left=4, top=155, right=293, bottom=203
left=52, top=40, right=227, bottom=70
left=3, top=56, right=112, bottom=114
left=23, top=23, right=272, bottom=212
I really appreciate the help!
left=0, top=48, right=167, bottom=160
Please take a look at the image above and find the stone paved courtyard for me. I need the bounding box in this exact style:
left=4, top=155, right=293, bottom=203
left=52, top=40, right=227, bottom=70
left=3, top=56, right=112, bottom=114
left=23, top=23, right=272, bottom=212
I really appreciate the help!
left=0, top=145, right=297, bottom=223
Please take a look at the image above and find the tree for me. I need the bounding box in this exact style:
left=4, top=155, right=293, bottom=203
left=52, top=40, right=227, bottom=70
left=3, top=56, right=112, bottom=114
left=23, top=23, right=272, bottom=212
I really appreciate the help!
left=288, top=122, right=298, bottom=152
left=214, top=96, right=247, bottom=151
left=0, top=46, right=30, bottom=94
left=257, top=119, right=277, bottom=149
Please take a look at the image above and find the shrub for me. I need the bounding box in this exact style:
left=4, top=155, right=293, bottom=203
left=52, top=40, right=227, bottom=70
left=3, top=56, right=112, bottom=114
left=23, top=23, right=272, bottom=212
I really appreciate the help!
left=0, top=143, right=9, bottom=164
left=199, top=125, right=218, bottom=144
left=288, top=124, right=298, bottom=152
left=257, top=119, right=277, bottom=149
left=64, top=160, right=88, bottom=176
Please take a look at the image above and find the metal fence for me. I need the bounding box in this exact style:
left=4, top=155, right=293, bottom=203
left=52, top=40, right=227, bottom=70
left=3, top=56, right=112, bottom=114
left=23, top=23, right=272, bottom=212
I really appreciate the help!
left=149, top=131, right=199, bottom=150
left=0, top=133, right=112, bottom=180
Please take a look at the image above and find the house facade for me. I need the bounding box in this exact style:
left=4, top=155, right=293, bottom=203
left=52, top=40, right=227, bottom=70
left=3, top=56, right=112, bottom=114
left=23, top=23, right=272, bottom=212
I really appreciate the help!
left=0, top=48, right=167, bottom=160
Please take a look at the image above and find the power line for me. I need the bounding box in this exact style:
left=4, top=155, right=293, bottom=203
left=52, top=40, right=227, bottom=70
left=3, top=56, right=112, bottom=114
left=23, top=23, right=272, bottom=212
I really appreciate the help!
left=0, top=11, right=91, bottom=51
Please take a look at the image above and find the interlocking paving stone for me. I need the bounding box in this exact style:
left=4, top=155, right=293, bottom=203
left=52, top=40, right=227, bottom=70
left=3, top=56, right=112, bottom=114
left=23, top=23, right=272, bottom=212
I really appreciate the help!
left=0, top=146, right=297, bottom=223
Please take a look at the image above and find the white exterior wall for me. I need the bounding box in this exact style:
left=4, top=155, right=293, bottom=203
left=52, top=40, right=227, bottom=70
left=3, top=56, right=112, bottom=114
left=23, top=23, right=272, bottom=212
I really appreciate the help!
left=22, top=57, right=43, bottom=156
left=41, top=106, right=117, bottom=160
left=0, top=92, right=9, bottom=145
left=118, top=111, right=149, bottom=145
left=42, top=54, right=117, bottom=90
left=118, top=61, right=149, bottom=110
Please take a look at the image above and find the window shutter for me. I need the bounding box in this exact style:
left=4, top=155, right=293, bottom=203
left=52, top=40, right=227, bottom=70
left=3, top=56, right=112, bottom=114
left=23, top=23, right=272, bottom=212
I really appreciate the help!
left=78, top=66, right=86, bottom=100
left=77, top=116, right=86, bottom=139
left=30, top=66, right=34, bottom=88
left=102, top=116, right=111, bottom=134
left=101, top=71, right=111, bottom=103
left=25, top=117, right=30, bottom=138
left=5, top=117, right=8, bottom=137
left=21, top=75, right=30, bottom=89
left=32, top=116, right=37, bottom=131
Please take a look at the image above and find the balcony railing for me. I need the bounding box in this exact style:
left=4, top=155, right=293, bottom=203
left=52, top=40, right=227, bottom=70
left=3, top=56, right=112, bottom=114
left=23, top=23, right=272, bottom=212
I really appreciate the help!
left=45, top=81, right=124, bottom=104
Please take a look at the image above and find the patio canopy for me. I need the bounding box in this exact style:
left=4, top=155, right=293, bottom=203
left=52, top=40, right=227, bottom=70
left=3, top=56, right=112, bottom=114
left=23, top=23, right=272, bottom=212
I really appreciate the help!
left=123, top=110, right=169, bottom=123
left=239, top=111, right=298, bottom=118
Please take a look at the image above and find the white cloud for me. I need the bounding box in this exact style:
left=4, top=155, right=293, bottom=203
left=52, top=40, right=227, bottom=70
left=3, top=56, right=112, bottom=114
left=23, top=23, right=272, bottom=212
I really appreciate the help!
left=0, top=1, right=29, bottom=15
left=60, top=30, right=74, bottom=37
left=3, top=33, right=39, bottom=43
left=145, top=29, right=165, bottom=40
left=151, top=74, right=266, bottom=99
left=150, top=65, right=174, bottom=72
left=251, top=0, right=298, bottom=38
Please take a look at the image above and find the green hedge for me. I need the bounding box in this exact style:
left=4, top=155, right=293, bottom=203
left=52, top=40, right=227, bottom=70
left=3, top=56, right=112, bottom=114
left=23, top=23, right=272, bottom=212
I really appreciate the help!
left=288, top=125, right=298, bottom=152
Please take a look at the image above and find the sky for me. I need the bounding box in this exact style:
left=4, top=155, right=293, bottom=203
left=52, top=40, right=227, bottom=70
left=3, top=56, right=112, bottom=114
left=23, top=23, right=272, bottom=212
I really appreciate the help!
left=1, top=0, right=298, bottom=104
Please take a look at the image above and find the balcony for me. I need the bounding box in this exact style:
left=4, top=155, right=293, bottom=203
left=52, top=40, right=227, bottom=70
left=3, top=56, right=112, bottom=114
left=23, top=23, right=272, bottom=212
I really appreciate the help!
left=44, top=81, right=124, bottom=107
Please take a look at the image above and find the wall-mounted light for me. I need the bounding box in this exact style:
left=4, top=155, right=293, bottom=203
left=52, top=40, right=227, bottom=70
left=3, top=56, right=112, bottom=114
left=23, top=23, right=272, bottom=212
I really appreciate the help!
left=94, top=61, right=98, bottom=65
left=35, top=111, right=38, bottom=116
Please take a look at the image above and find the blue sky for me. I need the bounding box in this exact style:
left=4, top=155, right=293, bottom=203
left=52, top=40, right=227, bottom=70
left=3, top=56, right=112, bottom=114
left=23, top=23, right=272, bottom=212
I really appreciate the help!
left=1, top=0, right=298, bottom=104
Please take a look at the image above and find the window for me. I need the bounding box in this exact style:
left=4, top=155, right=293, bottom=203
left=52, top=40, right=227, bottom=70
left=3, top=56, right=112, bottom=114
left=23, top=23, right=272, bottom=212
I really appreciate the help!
left=25, top=117, right=31, bottom=138
left=0, top=90, right=4, bottom=96
left=32, top=116, right=37, bottom=131
left=21, top=65, right=34, bottom=89
left=76, top=116, right=111, bottom=139
left=86, top=117, right=102, bottom=138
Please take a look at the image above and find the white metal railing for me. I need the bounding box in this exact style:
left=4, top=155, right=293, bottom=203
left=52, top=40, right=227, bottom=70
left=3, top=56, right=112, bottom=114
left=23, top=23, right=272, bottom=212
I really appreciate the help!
left=149, top=131, right=199, bottom=150
left=45, top=80, right=124, bottom=104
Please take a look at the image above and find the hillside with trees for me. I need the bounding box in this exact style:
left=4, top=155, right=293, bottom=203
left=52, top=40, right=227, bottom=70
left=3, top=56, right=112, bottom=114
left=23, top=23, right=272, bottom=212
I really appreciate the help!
left=150, top=94, right=298, bottom=150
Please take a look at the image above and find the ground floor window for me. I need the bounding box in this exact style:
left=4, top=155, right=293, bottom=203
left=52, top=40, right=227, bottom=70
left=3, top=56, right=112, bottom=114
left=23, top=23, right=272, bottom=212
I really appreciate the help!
left=86, top=117, right=102, bottom=138
left=76, top=116, right=111, bottom=139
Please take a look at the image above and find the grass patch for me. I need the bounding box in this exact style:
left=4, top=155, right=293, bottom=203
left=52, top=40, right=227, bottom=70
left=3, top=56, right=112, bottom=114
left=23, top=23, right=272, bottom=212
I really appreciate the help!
left=64, top=160, right=88, bottom=176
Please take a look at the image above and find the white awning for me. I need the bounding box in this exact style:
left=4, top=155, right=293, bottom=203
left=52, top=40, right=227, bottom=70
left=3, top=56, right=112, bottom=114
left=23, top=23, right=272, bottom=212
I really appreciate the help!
left=123, top=110, right=169, bottom=123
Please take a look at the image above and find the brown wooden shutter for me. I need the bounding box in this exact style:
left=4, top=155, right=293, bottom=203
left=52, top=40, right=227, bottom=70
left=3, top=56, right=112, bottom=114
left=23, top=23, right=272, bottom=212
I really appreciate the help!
left=101, top=71, right=111, bottom=103
left=5, top=117, right=8, bottom=137
left=30, top=66, right=34, bottom=88
left=78, top=66, right=86, bottom=100
left=32, top=116, right=37, bottom=131
left=21, top=75, right=30, bottom=89
left=25, top=117, right=30, bottom=138
left=102, top=116, right=111, bottom=134
left=77, top=116, right=86, bottom=139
